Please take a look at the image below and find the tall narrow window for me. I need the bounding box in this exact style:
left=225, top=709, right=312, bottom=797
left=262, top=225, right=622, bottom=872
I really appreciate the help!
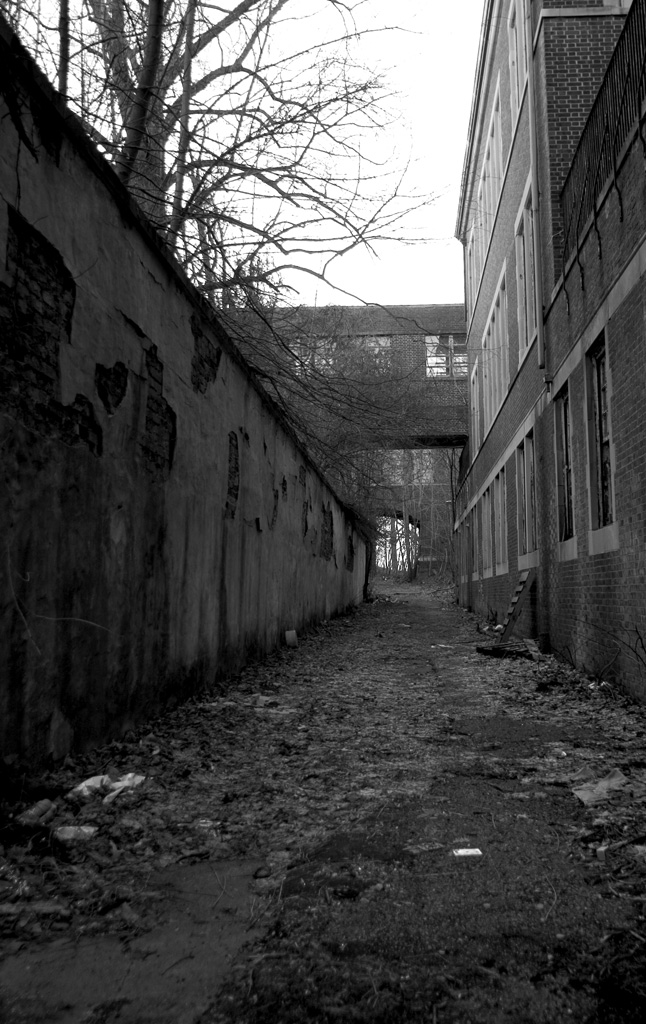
left=470, top=360, right=480, bottom=452
left=482, top=488, right=493, bottom=574
left=526, top=431, right=537, bottom=552
left=471, top=506, right=479, bottom=579
left=482, top=276, right=509, bottom=433
left=477, top=88, right=503, bottom=268
left=517, top=440, right=527, bottom=555
left=516, top=184, right=536, bottom=358
left=587, top=334, right=613, bottom=528
left=555, top=384, right=574, bottom=542
left=517, top=432, right=537, bottom=555
left=467, top=225, right=476, bottom=316
left=509, top=1, right=528, bottom=122
left=494, top=468, right=507, bottom=572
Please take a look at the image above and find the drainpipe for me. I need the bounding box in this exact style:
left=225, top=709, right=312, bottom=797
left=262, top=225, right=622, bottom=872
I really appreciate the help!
left=525, top=0, right=546, bottom=370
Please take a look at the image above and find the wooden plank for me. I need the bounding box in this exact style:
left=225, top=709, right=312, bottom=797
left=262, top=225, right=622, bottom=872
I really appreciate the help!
left=524, top=638, right=541, bottom=662
left=497, top=568, right=536, bottom=643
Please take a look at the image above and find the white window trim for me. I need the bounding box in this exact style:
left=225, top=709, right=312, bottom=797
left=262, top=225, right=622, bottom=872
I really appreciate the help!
left=508, top=0, right=528, bottom=127
left=470, top=358, right=481, bottom=453
left=558, top=536, right=578, bottom=563
left=494, top=468, right=508, bottom=575
left=481, top=263, right=509, bottom=438
left=516, top=430, right=538, bottom=565
left=553, top=383, right=576, bottom=551
left=515, top=175, right=538, bottom=365
left=583, top=332, right=619, bottom=553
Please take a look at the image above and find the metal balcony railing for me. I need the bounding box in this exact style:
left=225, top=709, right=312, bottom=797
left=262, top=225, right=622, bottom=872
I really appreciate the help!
left=560, top=0, right=646, bottom=267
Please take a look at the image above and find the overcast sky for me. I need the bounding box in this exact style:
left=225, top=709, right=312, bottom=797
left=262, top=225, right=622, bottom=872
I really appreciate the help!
left=287, top=0, right=484, bottom=307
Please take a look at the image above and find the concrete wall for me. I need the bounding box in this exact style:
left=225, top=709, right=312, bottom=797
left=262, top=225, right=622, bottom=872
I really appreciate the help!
left=0, top=23, right=368, bottom=763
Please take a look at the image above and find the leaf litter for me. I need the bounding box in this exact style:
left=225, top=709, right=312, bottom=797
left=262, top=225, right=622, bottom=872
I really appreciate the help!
left=0, top=576, right=645, bottom=1022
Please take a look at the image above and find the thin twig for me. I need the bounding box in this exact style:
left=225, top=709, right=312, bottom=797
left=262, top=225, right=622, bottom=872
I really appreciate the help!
left=5, top=543, right=41, bottom=655
left=542, top=877, right=558, bottom=923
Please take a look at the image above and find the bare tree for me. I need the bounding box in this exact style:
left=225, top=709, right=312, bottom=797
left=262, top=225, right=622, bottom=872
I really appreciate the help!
left=2, top=0, right=430, bottom=303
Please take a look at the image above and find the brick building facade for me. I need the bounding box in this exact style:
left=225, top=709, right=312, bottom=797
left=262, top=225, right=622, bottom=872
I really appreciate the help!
left=455, top=0, right=646, bottom=700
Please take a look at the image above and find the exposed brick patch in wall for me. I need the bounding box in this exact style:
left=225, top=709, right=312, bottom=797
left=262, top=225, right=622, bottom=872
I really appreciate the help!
left=0, top=204, right=103, bottom=456
left=190, top=313, right=221, bottom=394
left=319, top=504, right=334, bottom=560
left=95, top=361, right=128, bottom=415
left=225, top=430, right=239, bottom=519
left=2, top=204, right=74, bottom=371
left=55, top=394, right=102, bottom=455
left=140, top=346, right=176, bottom=480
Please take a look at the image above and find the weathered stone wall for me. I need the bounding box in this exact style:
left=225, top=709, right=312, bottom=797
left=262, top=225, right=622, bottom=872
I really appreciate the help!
left=0, top=23, right=367, bottom=763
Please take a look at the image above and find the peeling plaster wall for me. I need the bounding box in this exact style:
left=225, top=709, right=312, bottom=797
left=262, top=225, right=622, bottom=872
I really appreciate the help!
left=0, top=24, right=367, bottom=763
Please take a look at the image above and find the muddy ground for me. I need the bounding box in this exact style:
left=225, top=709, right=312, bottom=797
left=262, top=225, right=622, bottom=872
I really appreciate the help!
left=1, top=577, right=645, bottom=1023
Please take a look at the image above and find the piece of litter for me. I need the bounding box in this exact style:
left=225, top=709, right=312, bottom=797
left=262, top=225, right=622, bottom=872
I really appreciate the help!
left=71, top=772, right=145, bottom=804
left=572, top=768, right=629, bottom=806
left=285, top=630, right=298, bottom=648
left=102, top=773, right=146, bottom=804
left=54, top=825, right=98, bottom=843
left=452, top=848, right=482, bottom=857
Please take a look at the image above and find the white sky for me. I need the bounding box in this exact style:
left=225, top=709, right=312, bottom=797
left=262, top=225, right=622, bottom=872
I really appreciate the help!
left=287, top=0, right=484, bottom=307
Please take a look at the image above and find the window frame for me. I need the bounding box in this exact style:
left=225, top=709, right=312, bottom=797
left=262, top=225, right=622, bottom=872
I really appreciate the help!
left=482, top=487, right=493, bottom=577
left=586, top=332, right=615, bottom=535
left=515, top=177, right=537, bottom=362
left=470, top=358, right=481, bottom=453
left=425, top=334, right=468, bottom=378
left=555, top=383, right=574, bottom=543
left=481, top=269, right=509, bottom=434
left=494, top=467, right=508, bottom=574
left=517, top=430, right=538, bottom=566
left=508, top=0, right=528, bottom=124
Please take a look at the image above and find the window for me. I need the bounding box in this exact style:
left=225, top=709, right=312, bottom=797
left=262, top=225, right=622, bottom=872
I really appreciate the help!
left=508, top=1, right=528, bottom=123
left=516, top=183, right=536, bottom=358
left=425, top=335, right=468, bottom=377
left=466, top=225, right=477, bottom=317
left=587, top=334, right=613, bottom=529
left=482, top=488, right=493, bottom=575
left=555, top=384, right=574, bottom=542
left=478, top=90, right=503, bottom=259
left=482, top=277, right=509, bottom=432
left=470, top=359, right=481, bottom=452
left=517, top=431, right=537, bottom=555
left=494, top=468, right=508, bottom=572
left=471, top=506, right=479, bottom=580
left=361, top=335, right=391, bottom=369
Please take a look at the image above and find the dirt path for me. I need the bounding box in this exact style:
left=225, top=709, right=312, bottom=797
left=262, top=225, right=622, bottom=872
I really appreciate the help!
left=1, top=578, right=645, bottom=1022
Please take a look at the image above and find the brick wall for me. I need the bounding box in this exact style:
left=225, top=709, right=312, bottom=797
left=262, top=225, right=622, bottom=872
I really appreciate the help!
left=535, top=14, right=626, bottom=286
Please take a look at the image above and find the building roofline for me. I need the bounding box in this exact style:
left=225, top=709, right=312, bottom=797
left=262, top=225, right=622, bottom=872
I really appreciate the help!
left=455, top=0, right=495, bottom=241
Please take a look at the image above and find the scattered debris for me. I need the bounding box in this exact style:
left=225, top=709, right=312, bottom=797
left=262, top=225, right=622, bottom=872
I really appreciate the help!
left=71, top=772, right=146, bottom=804
left=54, top=825, right=99, bottom=843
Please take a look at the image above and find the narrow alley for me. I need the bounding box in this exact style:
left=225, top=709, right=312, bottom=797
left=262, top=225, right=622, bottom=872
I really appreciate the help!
left=1, top=578, right=645, bottom=1024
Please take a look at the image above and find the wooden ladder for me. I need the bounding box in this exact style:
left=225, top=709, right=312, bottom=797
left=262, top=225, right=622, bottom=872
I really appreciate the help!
left=497, top=568, right=536, bottom=644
